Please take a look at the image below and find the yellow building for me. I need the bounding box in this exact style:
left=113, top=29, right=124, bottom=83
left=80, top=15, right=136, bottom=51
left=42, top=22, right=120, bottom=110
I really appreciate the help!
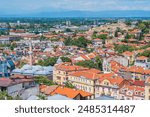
left=53, top=62, right=88, bottom=85
left=68, top=69, right=101, bottom=95
left=145, top=77, right=150, bottom=100
left=95, top=73, right=124, bottom=99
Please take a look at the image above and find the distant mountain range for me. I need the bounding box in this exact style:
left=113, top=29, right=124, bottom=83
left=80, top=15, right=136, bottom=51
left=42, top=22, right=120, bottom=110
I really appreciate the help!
left=1, top=10, right=150, bottom=17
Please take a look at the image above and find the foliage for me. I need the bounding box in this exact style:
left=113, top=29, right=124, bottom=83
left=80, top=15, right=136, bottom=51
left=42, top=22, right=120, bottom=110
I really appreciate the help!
left=114, top=44, right=135, bottom=53
left=136, top=33, right=144, bottom=41
left=35, top=76, right=55, bottom=86
left=75, top=60, right=96, bottom=69
left=37, top=57, right=58, bottom=66
left=37, top=94, right=47, bottom=100
left=60, top=56, right=71, bottom=62
left=0, top=30, right=8, bottom=36
left=85, top=48, right=94, bottom=53
left=137, top=21, right=150, bottom=34
left=138, top=50, right=150, bottom=58
left=40, top=35, right=46, bottom=41
left=114, top=30, right=118, bottom=37
left=0, top=91, right=13, bottom=100
left=65, top=82, right=75, bottom=89
left=125, top=21, right=132, bottom=26
left=18, top=61, right=26, bottom=68
left=95, top=56, right=103, bottom=71
left=0, top=44, right=10, bottom=47
left=125, top=33, right=132, bottom=40
left=10, top=43, right=17, bottom=50
left=97, top=34, right=107, bottom=40
left=65, top=28, right=73, bottom=32
left=75, top=57, right=102, bottom=70
left=139, top=43, right=150, bottom=49
left=64, top=36, right=92, bottom=48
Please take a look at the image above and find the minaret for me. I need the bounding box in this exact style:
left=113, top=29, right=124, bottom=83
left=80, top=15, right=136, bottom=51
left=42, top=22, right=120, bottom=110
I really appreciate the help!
left=28, top=38, right=33, bottom=66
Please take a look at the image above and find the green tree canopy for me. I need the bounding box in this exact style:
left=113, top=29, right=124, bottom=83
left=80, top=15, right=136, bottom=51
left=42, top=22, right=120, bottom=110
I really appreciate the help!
left=35, top=76, right=55, bottom=86
left=60, top=56, right=71, bottom=62
left=114, top=44, right=135, bottom=53
left=37, top=57, right=58, bottom=66
left=64, top=37, right=92, bottom=48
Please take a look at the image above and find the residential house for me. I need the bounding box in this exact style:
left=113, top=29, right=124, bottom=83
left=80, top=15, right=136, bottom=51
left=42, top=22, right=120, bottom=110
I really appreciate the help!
left=119, top=85, right=145, bottom=100
left=68, top=69, right=101, bottom=95
left=40, top=85, right=93, bottom=100
left=120, top=66, right=150, bottom=81
left=95, top=73, right=125, bottom=99
left=122, top=51, right=135, bottom=65
left=0, top=75, right=39, bottom=99
left=53, top=62, right=88, bottom=85
left=135, top=56, right=150, bottom=69
left=145, top=77, right=150, bottom=100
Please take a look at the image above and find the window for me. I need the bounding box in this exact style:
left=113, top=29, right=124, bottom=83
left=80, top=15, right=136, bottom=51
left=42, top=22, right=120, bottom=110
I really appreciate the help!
left=104, top=81, right=109, bottom=85
left=135, top=91, right=138, bottom=95
left=141, top=93, right=144, bottom=96
left=57, top=76, right=61, bottom=80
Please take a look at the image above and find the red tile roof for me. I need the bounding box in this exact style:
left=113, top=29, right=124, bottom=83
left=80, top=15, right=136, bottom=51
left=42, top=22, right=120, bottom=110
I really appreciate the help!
left=50, top=86, right=93, bottom=99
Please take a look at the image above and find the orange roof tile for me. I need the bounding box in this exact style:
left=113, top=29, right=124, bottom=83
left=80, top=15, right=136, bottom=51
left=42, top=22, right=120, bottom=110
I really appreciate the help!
left=136, top=56, right=148, bottom=60
left=55, top=63, right=88, bottom=71
left=70, top=70, right=100, bottom=80
left=50, top=86, right=92, bottom=98
left=99, top=73, right=124, bottom=86
left=123, top=51, right=134, bottom=57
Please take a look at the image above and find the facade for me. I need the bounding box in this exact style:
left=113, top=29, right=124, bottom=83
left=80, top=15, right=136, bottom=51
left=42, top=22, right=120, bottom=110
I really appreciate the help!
left=0, top=36, right=20, bottom=44
left=122, top=51, right=135, bottom=65
left=135, top=56, right=150, bottom=69
left=40, top=85, right=93, bottom=100
left=145, top=77, right=150, bottom=100
left=119, top=85, right=145, bottom=100
left=68, top=69, right=101, bottom=95
left=95, top=73, right=124, bottom=99
left=0, top=76, right=39, bottom=99
left=119, top=66, right=150, bottom=81
left=53, top=63, right=88, bottom=85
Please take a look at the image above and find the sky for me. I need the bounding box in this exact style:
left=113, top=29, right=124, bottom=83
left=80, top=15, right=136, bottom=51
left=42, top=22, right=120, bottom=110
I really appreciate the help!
left=0, top=0, right=150, bottom=15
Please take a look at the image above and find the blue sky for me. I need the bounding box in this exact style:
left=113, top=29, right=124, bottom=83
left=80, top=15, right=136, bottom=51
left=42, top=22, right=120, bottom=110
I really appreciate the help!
left=0, top=0, right=150, bottom=14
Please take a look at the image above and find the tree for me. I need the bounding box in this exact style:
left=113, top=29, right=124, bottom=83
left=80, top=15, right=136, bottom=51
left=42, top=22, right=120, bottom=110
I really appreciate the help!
left=35, top=76, right=55, bottom=86
left=10, top=43, right=17, bottom=50
left=0, top=91, right=13, bottom=100
left=115, top=30, right=118, bottom=37
left=136, top=33, right=144, bottom=41
left=60, top=56, right=71, bottom=62
left=40, top=35, right=46, bottom=41
left=65, top=28, right=73, bottom=32
left=37, top=57, right=58, bottom=66
left=75, top=59, right=102, bottom=70
left=37, top=94, right=47, bottom=100
left=75, top=60, right=96, bottom=69
left=95, top=56, right=103, bottom=70
left=114, top=44, right=135, bottom=53
left=125, top=33, right=131, bottom=40
left=138, top=50, right=150, bottom=58
left=65, top=82, right=75, bottom=89
left=97, top=34, right=107, bottom=40
left=64, top=37, right=92, bottom=48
